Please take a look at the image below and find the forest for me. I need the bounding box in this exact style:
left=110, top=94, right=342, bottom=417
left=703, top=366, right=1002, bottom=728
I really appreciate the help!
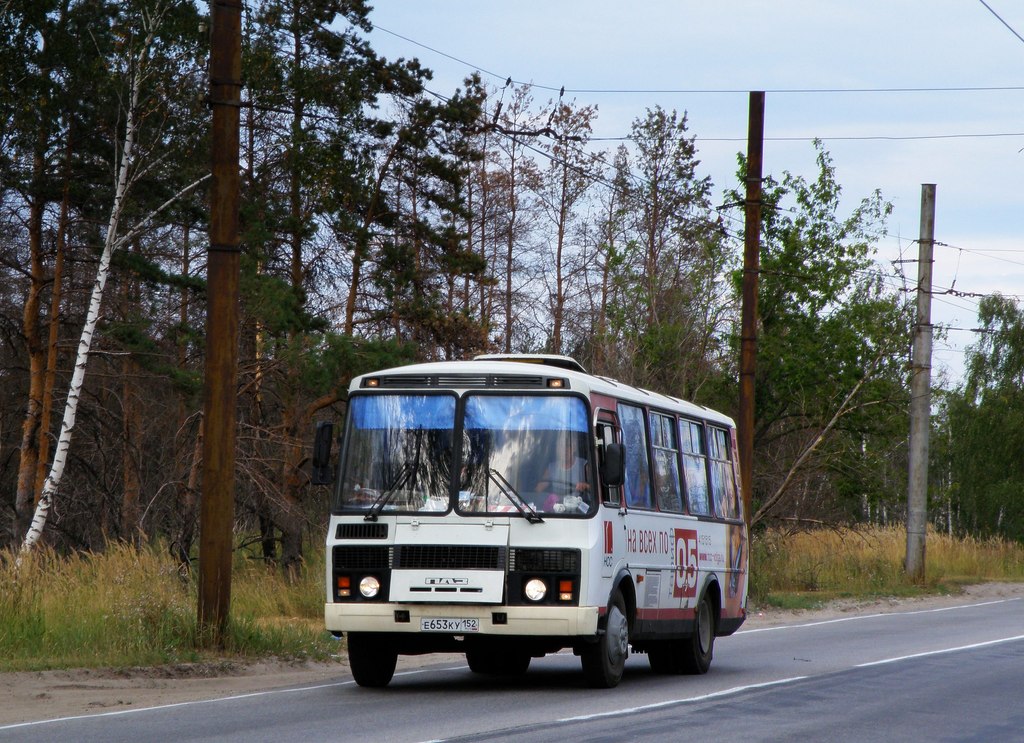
left=3, top=0, right=1022, bottom=572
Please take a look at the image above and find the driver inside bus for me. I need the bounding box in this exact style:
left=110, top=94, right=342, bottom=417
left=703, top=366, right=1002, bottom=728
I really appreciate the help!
left=536, top=439, right=591, bottom=513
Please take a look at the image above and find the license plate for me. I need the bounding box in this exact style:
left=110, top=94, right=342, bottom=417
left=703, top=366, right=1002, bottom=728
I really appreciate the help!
left=421, top=617, right=479, bottom=633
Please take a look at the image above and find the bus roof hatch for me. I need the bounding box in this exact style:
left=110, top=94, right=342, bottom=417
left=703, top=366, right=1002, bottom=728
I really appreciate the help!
left=472, top=354, right=587, bottom=374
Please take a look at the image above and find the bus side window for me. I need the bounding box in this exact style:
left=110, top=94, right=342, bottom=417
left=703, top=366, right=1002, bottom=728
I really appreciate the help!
left=617, top=403, right=652, bottom=509
left=708, top=426, right=738, bottom=519
left=650, top=412, right=683, bottom=512
left=597, top=422, right=622, bottom=506
left=680, top=419, right=711, bottom=516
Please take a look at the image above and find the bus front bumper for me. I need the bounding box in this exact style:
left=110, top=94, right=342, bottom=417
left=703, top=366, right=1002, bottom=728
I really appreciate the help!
left=325, top=602, right=600, bottom=637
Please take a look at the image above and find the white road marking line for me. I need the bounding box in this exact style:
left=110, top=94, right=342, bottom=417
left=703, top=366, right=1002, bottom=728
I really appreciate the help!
left=554, top=676, right=811, bottom=723
left=737, top=597, right=1021, bottom=634
left=857, top=634, right=1024, bottom=667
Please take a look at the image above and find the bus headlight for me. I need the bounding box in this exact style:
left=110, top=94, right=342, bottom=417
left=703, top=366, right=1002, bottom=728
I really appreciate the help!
left=524, top=578, right=547, bottom=602
left=359, top=575, right=381, bottom=598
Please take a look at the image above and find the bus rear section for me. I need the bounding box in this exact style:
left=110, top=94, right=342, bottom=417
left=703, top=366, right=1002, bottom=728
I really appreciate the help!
left=316, top=356, right=748, bottom=688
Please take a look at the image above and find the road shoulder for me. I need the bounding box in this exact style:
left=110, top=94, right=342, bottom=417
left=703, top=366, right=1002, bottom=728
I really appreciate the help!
left=3, top=582, right=1022, bottom=726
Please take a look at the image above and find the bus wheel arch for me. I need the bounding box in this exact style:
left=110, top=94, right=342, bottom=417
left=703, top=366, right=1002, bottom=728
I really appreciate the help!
left=613, top=571, right=638, bottom=635
left=581, top=579, right=633, bottom=688
left=701, top=576, right=723, bottom=634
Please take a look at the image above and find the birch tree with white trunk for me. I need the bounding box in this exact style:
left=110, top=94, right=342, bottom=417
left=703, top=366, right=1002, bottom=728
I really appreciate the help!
left=20, top=2, right=208, bottom=554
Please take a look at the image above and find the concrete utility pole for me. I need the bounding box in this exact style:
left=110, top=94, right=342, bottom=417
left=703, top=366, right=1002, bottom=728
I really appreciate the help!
left=199, top=0, right=242, bottom=645
left=738, top=91, right=764, bottom=528
left=906, top=183, right=935, bottom=582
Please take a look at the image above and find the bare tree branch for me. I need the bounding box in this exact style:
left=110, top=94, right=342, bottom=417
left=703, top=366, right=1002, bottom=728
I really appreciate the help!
left=752, top=351, right=885, bottom=527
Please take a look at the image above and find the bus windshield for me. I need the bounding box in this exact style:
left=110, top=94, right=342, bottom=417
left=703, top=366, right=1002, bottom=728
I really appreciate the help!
left=336, top=394, right=457, bottom=514
left=334, top=392, right=594, bottom=517
left=459, top=394, right=593, bottom=517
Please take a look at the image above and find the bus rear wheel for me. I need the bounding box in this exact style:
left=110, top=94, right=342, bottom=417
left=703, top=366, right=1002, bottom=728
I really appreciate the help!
left=347, top=633, right=398, bottom=688
left=466, top=648, right=531, bottom=676
left=646, top=641, right=684, bottom=674
left=681, top=592, right=715, bottom=674
left=581, top=589, right=629, bottom=688
left=646, top=591, right=716, bottom=675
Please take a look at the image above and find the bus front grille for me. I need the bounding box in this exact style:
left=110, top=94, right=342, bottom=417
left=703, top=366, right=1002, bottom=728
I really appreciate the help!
left=333, top=545, right=392, bottom=570
left=394, top=545, right=506, bottom=570
left=336, top=523, right=388, bottom=540
left=510, top=548, right=581, bottom=573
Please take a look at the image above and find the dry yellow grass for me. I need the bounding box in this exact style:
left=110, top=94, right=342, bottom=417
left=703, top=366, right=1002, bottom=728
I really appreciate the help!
left=751, top=525, right=1024, bottom=608
left=0, top=540, right=334, bottom=672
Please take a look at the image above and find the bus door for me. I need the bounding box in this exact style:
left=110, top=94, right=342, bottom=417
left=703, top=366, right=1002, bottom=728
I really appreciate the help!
left=595, top=412, right=623, bottom=583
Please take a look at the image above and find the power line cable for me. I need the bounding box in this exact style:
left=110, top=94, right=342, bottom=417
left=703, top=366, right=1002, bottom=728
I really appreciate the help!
left=374, top=24, right=1024, bottom=145
left=978, top=0, right=1024, bottom=46
left=593, top=131, right=1024, bottom=143
left=373, top=24, right=1024, bottom=95
left=937, top=240, right=1024, bottom=270
left=549, top=85, right=1024, bottom=95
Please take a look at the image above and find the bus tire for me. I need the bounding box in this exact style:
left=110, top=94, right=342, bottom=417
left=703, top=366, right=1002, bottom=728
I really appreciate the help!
left=581, top=589, right=629, bottom=688
left=466, top=648, right=531, bottom=676
left=646, top=641, right=684, bottom=674
left=347, top=633, right=398, bottom=688
left=681, top=591, right=715, bottom=674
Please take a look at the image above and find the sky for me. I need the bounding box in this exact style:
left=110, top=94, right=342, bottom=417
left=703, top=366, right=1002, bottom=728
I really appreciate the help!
left=364, top=1, right=1024, bottom=386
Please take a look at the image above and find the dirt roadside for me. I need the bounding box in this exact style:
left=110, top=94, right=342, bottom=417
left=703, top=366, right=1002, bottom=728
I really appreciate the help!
left=2, top=582, right=1022, bottom=727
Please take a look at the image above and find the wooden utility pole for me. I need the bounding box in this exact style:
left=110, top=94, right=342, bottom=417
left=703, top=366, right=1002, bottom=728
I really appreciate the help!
left=906, top=184, right=935, bottom=581
left=738, top=91, right=764, bottom=528
left=198, top=0, right=242, bottom=645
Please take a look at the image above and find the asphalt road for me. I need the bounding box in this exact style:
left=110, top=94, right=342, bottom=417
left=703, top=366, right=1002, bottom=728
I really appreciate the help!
left=3, top=596, right=1022, bottom=743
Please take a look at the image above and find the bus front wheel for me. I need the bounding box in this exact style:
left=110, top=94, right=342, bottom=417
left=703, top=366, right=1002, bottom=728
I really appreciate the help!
left=581, top=589, right=629, bottom=688
left=347, top=633, right=398, bottom=688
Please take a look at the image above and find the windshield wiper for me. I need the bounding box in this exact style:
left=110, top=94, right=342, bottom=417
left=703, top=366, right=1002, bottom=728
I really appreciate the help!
left=365, top=428, right=425, bottom=522
left=487, top=469, right=543, bottom=524
left=364, top=462, right=415, bottom=521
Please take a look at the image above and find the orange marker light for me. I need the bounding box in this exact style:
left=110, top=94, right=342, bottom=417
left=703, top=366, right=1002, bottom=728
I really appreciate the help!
left=559, top=580, right=573, bottom=601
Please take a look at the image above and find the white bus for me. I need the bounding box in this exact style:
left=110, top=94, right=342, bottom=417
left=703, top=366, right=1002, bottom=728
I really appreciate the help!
left=313, top=354, right=748, bottom=688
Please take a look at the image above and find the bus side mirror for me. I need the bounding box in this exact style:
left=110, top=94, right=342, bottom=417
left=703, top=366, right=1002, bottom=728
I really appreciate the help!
left=311, top=421, right=335, bottom=486
left=601, top=442, right=624, bottom=487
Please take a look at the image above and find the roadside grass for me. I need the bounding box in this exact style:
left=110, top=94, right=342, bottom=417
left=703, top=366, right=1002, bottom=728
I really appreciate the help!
left=2, top=525, right=1022, bottom=671
left=0, top=540, right=338, bottom=673
left=750, top=525, right=1024, bottom=609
